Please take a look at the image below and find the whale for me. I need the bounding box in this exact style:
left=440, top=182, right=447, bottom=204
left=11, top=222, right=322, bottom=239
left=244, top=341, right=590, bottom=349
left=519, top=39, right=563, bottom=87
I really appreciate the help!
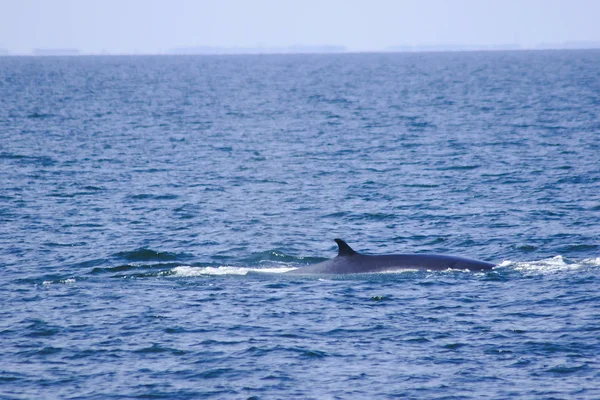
left=286, top=239, right=495, bottom=274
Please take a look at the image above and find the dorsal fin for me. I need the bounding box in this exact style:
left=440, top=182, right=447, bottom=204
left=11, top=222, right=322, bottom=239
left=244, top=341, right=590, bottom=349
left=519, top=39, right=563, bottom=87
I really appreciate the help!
left=334, top=238, right=358, bottom=257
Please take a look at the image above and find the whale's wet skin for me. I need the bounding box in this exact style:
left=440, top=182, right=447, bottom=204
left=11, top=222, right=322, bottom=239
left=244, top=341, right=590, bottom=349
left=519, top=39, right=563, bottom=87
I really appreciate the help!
left=287, top=239, right=495, bottom=274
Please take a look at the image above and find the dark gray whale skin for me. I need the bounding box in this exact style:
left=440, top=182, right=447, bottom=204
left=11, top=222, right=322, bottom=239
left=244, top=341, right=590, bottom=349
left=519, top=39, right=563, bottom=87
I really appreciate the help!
left=286, top=239, right=495, bottom=274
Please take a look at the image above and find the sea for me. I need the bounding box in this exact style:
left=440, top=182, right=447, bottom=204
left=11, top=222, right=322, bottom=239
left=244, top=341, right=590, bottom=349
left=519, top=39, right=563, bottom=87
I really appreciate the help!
left=1, top=50, right=599, bottom=399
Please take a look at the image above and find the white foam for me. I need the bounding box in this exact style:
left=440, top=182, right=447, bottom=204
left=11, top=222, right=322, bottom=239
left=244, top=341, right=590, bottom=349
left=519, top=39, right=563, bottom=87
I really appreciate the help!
left=171, top=265, right=297, bottom=277
left=585, top=257, right=600, bottom=266
left=500, top=255, right=591, bottom=274
left=42, top=278, right=76, bottom=285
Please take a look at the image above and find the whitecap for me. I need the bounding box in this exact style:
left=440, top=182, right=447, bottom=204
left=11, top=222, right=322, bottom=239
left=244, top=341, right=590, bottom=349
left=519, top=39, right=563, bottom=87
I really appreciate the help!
left=584, top=257, right=600, bottom=266
left=42, top=278, right=76, bottom=285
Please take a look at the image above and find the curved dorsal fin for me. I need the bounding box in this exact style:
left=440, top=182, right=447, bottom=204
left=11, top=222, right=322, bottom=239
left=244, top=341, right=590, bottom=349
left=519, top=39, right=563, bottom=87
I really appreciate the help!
left=334, top=238, right=358, bottom=257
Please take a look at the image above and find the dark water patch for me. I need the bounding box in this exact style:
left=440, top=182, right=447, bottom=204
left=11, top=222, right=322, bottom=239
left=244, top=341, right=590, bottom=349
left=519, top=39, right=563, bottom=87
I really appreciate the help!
left=174, top=203, right=202, bottom=219
left=556, top=175, right=599, bottom=184
left=35, top=346, right=63, bottom=356
left=260, top=373, right=294, bottom=382
left=349, top=212, right=398, bottom=221
left=326, top=325, right=387, bottom=336
left=201, top=339, right=246, bottom=347
left=111, top=270, right=176, bottom=279
left=133, top=344, right=186, bottom=355
left=82, top=185, right=105, bottom=191
left=418, top=279, right=455, bottom=287
left=128, top=193, right=179, bottom=200
left=404, top=234, right=446, bottom=243
left=46, top=192, right=79, bottom=198
left=403, top=336, right=432, bottom=343
left=401, top=183, right=440, bottom=188
left=72, top=222, right=104, bottom=228
left=263, top=282, right=290, bottom=289
left=321, top=211, right=350, bottom=218
left=371, top=295, right=391, bottom=302
left=407, top=120, right=433, bottom=129
left=291, top=347, right=328, bottom=359
left=507, top=328, right=527, bottom=334
left=24, top=320, right=60, bottom=338
left=27, top=112, right=55, bottom=119
left=47, top=190, right=104, bottom=198
left=0, top=152, right=56, bottom=166
left=424, top=237, right=446, bottom=245
left=132, top=167, right=171, bottom=174
left=242, top=345, right=328, bottom=360
left=114, top=248, right=192, bottom=262
left=193, top=185, right=226, bottom=192
left=71, top=258, right=107, bottom=269
left=0, top=375, right=21, bottom=383
left=164, top=326, right=187, bottom=334
left=90, top=262, right=181, bottom=275
left=241, top=250, right=324, bottom=265
left=443, top=342, right=468, bottom=350
left=523, top=341, right=578, bottom=355
left=546, top=364, right=589, bottom=375
left=43, top=241, right=88, bottom=248
left=435, top=165, right=481, bottom=171
left=558, top=244, right=598, bottom=253
left=481, top=172, right=512, bottom=177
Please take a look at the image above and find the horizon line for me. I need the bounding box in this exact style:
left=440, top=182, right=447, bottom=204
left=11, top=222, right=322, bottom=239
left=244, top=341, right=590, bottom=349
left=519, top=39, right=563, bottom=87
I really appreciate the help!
left=2, top=42, right=600, bottom=57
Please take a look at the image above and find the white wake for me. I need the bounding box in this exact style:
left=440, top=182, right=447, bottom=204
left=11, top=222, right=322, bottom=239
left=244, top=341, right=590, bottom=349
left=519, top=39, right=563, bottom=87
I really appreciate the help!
left=498, top=256, right=600, bottom=274
left=171, top=265, right=297, bottom=276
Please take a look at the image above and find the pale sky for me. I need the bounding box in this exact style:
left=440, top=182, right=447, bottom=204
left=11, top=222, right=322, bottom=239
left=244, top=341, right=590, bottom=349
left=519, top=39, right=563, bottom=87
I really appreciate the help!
left=1, top=0, right=599, bottom=54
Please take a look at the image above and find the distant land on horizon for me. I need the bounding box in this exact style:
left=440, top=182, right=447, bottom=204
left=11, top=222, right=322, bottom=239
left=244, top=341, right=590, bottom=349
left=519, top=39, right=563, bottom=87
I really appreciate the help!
left=4, top=41, right=600, bottom=56
left=386, top=43, right=522, bottom=52
left=534, top=40, right=600, bottom=50
left=32, top=48, right=81, bottom=56
left=388, top=41, right=600, bottom=52
left=166, top=45, right=347, bottom=55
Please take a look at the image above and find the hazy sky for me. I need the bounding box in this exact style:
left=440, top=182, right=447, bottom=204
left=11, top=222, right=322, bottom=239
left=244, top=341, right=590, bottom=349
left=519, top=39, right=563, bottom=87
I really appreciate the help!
left=1, top=0, right=599, bottom=53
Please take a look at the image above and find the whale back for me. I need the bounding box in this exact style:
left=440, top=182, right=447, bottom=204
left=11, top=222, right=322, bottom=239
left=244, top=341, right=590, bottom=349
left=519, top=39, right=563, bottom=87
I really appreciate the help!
left=286, top=239, right=495, bottom=274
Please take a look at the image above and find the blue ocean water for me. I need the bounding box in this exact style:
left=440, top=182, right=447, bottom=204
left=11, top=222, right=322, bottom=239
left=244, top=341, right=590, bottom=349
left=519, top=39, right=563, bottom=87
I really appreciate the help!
left=1, top=51, right=599, bottom=399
